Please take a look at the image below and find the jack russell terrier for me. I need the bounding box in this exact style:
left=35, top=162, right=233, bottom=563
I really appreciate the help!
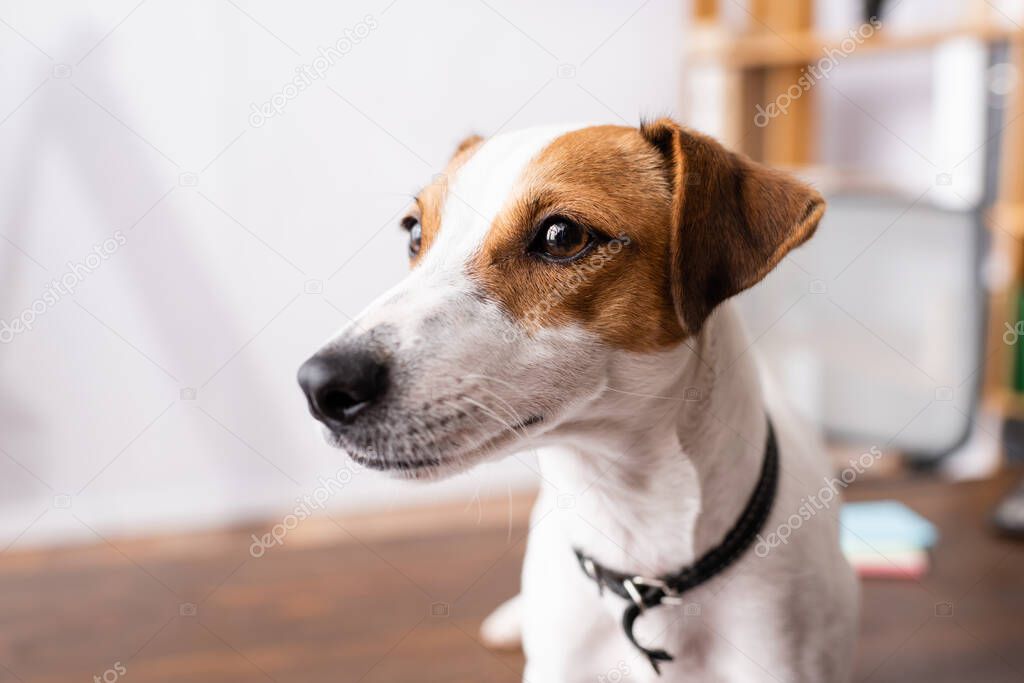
left=298, top=119, right=859, bottom=682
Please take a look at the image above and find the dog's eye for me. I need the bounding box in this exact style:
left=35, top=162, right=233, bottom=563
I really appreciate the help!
left=402, top=216, right=422, bottom=257
left=530, top=218, right=593, bottom=262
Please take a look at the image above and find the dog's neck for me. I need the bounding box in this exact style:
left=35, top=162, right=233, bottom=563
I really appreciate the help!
left=538, top=303, right=768, bottom=575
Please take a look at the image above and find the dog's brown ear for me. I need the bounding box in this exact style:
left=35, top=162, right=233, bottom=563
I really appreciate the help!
left=451, top=134, right=483, bottom=160
left=640, top=118, right=824, bottom=333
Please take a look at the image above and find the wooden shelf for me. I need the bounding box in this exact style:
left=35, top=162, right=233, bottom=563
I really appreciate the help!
left=685, top=1, right=1024, bottom=431
left=687, top=23, right=1024, bottom=68
left=989, top=386, right=1024, bottom=421
left=988, top=203, right=1024, bottom=239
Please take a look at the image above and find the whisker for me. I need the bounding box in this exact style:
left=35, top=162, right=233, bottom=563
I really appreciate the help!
left=450, top=404, right=556, bottom=486
left=462, top=397, right=527, bottom=442
left=474, top=385, right=527, bottom=425
left=464, top=373, right=525, bottom=395
left=603, top=385, right=687, bottom=402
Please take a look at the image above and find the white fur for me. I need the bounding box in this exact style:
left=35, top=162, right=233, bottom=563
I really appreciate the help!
left=514, top=306, right=859, bottom=682
left=311, top=124, right=859, bottom=681
left=426, top=122, right=591, bottom=271
left=339, top=123, right=590, bottom=344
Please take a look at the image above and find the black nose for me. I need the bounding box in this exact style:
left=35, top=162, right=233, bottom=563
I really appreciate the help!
left=297, top=348, right=389, bottom=427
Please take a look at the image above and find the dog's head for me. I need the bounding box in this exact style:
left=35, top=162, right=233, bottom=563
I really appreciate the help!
left=298, top=120, right=823, bottom=478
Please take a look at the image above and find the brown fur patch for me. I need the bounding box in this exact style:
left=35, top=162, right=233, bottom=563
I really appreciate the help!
left=640, top=118, right=825, bottom=333
left=456, top=122, right=823, bottom=351
left=469, top=126, right=685, bottom=352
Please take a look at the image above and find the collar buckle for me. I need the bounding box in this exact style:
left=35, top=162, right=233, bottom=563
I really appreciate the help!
left=624, top=576, right=683, bottom=611
left=581, top=556, right=605, bottom=596
left=621, top=578, right=646, bottom=611
left=629, top=575, right=685, bottom=606
left=572, top=417, right=779, bottom=675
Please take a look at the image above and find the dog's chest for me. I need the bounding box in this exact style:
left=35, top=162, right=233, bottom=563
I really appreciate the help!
left=519, top=481, right=723, bottom=682
left=533, top=435, right=703, bottom=573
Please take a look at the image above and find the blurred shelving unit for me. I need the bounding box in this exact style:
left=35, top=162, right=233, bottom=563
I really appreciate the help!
left=987, top=41, right=1024, bottom=423
left=684, top=0, right=1024, bottom=443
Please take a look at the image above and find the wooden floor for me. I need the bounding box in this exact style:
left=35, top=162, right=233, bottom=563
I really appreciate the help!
left=1, top=471, right=1022, bottom=682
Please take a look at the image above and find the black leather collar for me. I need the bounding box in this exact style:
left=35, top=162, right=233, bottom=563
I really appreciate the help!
left=573, top=417, right=779, bottom=675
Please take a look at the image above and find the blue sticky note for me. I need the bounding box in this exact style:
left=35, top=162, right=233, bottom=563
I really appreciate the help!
left=840, top=500, right=938, bottom=554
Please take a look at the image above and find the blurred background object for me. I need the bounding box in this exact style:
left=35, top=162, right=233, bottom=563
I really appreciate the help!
left=2, top=1, right=1024, bottom=681
left=689, top=0, right=1013, bottom=467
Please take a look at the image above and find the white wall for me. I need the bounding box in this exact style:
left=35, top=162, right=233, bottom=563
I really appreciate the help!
left=0, top=0, right=684, bottom=547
